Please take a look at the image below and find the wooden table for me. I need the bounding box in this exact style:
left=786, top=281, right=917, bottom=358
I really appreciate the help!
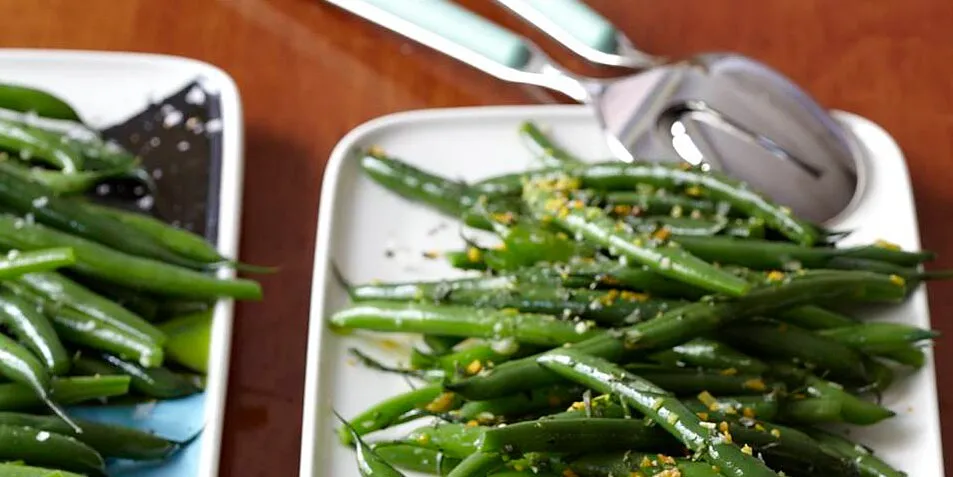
left=3, top=0, right=952, bottom=475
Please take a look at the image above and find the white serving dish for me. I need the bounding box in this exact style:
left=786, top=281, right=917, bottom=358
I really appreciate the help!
left=301, top=105, right=943, bottom=476
left=0, top=49, right=245, bottom=477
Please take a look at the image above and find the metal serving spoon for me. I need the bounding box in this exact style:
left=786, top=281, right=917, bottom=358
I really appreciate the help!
left=326, top=0, right=862, bottom=223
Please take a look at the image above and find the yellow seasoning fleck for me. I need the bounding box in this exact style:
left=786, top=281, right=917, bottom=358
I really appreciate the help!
left=719, top=367, right=738, bottom=376
left=875, top=239, right=901, bottom=250
left=656, top=469, right=681, bottom=477
left=697, top=391, right=718, bottom=408
left=658, top=454, right=676, bottom=465
left=367, top=145, right=386, bottom=156
left=466, top=247, right=482, bottom=263
left=558, top=207, right=570, bottom=219
left=696, top=411, right=710, bottom=420
left=465, top=420, right=479, bottom=427
left=754, top=423, right=766, bottom=432
left=425, top=392, right=457, bottom=413
left=890, top=274, right=906, bottom=286
left=741, top=444, right=753, bottom=455
left=685, top=185, right=703, bottom=197
left=465, top=360, right=483, bottom=375
left=640, top=456, right=653, bottom=467
left=570, top=401, right=587, bottom=411
left=416, top=434, right=431, bottom=445
left=422, top=250, right=440, bottom=259
left=620, top=290, right=650, bottom=302
left=652, top=227, right=672, bottom=241
left=770, top=428, right=781, bottom=438
left=562, top=469, right=580, bottom=477
left=743, top=378, right=767, bottom=392
left=766, top=270, right=786, bottom=282
left=742, top=407, right=756, bottom=419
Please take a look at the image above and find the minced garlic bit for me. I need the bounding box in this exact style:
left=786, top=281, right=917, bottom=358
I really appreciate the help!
left=743, top=378, right=767, bottom=392
left=700, top=421, right=717, bottom=429
left=465, top=360, right=483, bottom=375
left=425, top=392, right=457, bottom=413
left=657, top=470, right=681, bottom=477
left=741, top=444, right=753, bottom=455
left=640, top=456, right=653, bottom=467
left=658, top=454, right=676, bottom=465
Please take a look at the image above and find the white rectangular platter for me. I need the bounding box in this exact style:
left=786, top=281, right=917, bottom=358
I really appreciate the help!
left=0, top=49, right=245, bottom=477
left=301, top=105, right=944, bottom=477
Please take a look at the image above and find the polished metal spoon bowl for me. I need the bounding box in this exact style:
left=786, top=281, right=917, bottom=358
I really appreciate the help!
left=326, top=0, right=862, bottom=223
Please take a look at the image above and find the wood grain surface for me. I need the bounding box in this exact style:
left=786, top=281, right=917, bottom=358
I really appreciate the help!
left=2, top=1, right=952, bottom=475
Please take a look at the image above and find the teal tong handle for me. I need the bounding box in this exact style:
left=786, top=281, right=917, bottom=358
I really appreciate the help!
left=325, top=0, right=590, bottom=101
left=329, top=0, right=530, bottom=69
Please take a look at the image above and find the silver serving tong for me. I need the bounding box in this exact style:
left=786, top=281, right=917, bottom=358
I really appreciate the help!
left=326, top=0, right=862, bottom=223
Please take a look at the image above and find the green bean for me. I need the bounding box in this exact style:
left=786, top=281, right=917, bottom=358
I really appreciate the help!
left=338, top=383, right=444, bottom=445
left=779, top=397, right=845, bottom=425
left=0, top=412, right=177, bottom=460
left=0, top=425, right=105, bottom=476
left=46, top=304, right=164, bottom=368
left=817, top=323, right=937, bottom=353
left=16, top=271, right=164, bottom=344
left=0, top=158, right=127, bottom=194
left=159, top=310, right=212, bottom=373
left=538, top=349, right=780, bottom=477
left=570, top=451, right=723, bottom=477
left=361, top=150, right=475, bottom=220
left=338, top=412, right=408, bottom=477
left=0, top=121, right=82, bottom=172
left=0, top=83, right=83, bottom=121
left=777, top=305, right=857, bottom=330
left=455, top=385, right=582, bottom=423
left=0, top=462, right=85, bottom=477
left=808, top=428, right=905, bottom=477
left=604, top=190, right=724, bottom=216
left=0, top=376, right=129, bottom=410
left=0, top=248, right=75, bottom=278
left=623, top=363, right=780, bottom=396
left=673, top=235, right=931, bottom=270
left=719, top=320, right=870, bottom=384
left=477, top=161, right=820, bottom=245
left=0, top=288, right=69, bottom=375
left=516, top=261, right=704, bottom=299
left=877, top=346, right=926, bottom=368
left=519, top=121, right=582, bottom=166
left=447, top=452, right=503, bottom=477
left=725, top=420, right=857, bottom=476
left=80, top=202, right=230, bottom=264
left=406, top=423, right=484, bottom=458
left=523, top=178, right=750, bottom=296
left=649, top=338, right=768, bottom=374
left=371, top=443, right=460, bottom=475
left=480, top=418, right=674, bottom=455
left=330, top=301, right=604, bottom=346
left=448, top=271, right=905, bottom=400
left=76, top=277, right=160, bottom=322
left=0, top=215, right=263, bottom=300
left=771, top=364, right=894, bottom=425
left=423, top=335, right=464, bottom=355
left=349, top=276, right=516, bottom=302
left=71, top=352, right=200, bottom=399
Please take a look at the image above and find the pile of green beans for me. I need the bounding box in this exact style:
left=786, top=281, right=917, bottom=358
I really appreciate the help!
left=332, top=121, right=940, bottom=476
left=0, top=82, right=266, bottom=474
